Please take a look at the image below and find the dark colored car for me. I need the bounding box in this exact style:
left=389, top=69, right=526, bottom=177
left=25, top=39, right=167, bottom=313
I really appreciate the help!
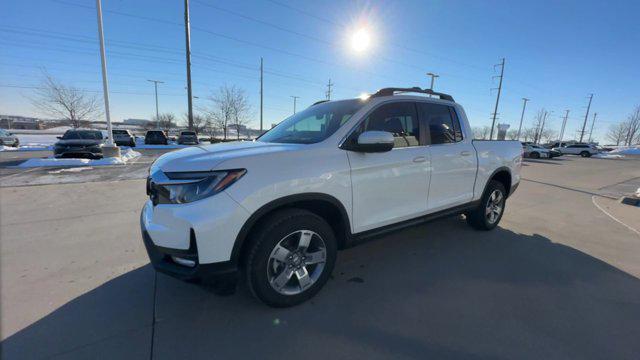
left=145, top=130, right=169, bottom=145
left=177, top=131, right=199, bottom=145
left=549, top=149, right=562, bottom=158
left=54, top=130, right=105, bottom=159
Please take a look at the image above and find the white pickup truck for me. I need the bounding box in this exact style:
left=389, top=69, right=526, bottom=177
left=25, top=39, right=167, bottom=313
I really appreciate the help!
left=142, top=87, right=522, bottom=307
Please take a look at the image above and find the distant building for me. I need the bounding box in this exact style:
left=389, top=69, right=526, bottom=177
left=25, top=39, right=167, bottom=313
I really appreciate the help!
left=0, top=115, right=43, bottom=130
left=123, top=118, right=151, bottom=126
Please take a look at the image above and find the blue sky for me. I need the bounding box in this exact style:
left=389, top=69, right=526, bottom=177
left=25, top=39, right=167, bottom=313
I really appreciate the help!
left=1, top=0, right=639, bottom=141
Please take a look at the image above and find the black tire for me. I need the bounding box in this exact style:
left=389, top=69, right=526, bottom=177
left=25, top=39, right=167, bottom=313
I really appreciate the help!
left=580, top=151, right=591, bottom=158
left=530, top=152, right=540, bottom=159
left=130, top=141, right=136, bottom=147
left=245, top=208, right=337, bottom=307
left=466, top=180, right=507, bottom=231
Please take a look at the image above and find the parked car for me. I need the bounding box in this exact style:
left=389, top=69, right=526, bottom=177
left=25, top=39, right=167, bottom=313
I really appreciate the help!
left=523, top=143, right=552, bottom=159
left=141, top=87, right=522, bottom=307
left=145, top=130, right=169, bottom=145
left=177, top=131, right=199, bottom=145
left=112, top=129, right=136, bottom=147
left=554, top=144, right=598, bottom=157
left=54, top=129, right=105, bottom=159
left=548, top=149, right=562, bottom=158
left=0, top=129, right=19, bottom=147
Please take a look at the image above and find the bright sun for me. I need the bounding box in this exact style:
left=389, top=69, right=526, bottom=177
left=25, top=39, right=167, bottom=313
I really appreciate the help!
left=351, top=28, right=371, bottom=52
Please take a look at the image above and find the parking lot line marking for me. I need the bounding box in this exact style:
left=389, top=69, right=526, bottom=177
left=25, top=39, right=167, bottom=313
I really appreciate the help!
left=591, top=196, right=640, bottom=237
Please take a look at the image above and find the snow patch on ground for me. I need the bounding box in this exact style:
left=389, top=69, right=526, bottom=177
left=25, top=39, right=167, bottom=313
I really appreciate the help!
left=609, top=146, right=640, bottom=155
left=593, top=153, right=625, bottom=159
left=48, top=167, right=94, bottom=174
left=16, top=149, right=141, bottom=168
left=0, top=145, right=19, bottom=151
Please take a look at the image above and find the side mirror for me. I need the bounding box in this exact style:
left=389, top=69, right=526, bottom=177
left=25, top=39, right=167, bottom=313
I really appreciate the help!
left=354, top=131, right=394, bottom=153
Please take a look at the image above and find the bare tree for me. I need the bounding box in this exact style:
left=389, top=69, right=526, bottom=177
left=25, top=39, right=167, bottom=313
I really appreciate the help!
left=506, top=129, right=519, bottom=140
left=183, top=113, right=207, bottom=133
left=623, top=105, right=640, bottom=145
left=540, top=129, right=558, bottom=144
left=472, top=126, right=491, bottom=140
left=30, top=72, right=102, bottom=128
left=522, top=127, right=536, bottom=142
left=155, top=113, right=176, bottom=132
left=531, top=109, right=546, bottom=144
left=204, top=85, right=251, bottom=140
left=606, top=122, right=627, bottom=145
left=231, top=88, right=251, bottom=139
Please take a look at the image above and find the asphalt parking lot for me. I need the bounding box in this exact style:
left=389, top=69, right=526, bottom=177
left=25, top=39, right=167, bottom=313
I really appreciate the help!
left=1, top=152, right=639, bottom=359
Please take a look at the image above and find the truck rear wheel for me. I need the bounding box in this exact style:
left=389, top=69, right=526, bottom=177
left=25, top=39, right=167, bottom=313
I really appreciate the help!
left=245, top=208, right=337, bottom=307
left=466, top=180, right=506, bottom=231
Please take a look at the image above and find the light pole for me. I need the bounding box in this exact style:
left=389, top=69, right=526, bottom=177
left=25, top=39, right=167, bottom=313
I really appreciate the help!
left=516, top=98, right=530, bottom=140
left=95, top=0, right=119, bottom=157
left=147, top=79, right=163, bottom=125
left=184, top=0, right=194, bottom=130
left=291, top=95, right=300, bottom=114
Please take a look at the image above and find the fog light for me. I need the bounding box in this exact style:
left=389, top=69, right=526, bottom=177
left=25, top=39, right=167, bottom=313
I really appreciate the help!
left=171, top=256, right=196, bottom=267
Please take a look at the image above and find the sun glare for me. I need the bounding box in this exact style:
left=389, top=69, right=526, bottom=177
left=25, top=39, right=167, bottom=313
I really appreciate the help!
left=351, top=28, right=371, bottom=52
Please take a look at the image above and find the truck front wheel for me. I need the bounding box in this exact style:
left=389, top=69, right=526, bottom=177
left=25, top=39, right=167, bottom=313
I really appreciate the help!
left=245, top=209, right=337, bottom=307
left=466, top=180, right=506, bottom=231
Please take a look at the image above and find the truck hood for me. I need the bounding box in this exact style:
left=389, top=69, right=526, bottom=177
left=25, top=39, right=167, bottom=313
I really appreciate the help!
left=151, top=140, right=304, bottom=173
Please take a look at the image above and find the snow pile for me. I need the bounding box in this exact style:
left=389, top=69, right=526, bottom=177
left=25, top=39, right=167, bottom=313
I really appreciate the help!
left=48, top=167, right=94, bottom=174
left=0, top=145, right=19, bottom=151
left=16, top=148, right=141, bottom=168
left=609, top=146, right=640, bottom=155
left=593, top=153, right=625, bottom=159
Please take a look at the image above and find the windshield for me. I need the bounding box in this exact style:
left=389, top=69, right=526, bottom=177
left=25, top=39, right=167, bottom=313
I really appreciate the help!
left=62, top=131, right=103, bottom=140
left=258, top=99, right=366, bottom=144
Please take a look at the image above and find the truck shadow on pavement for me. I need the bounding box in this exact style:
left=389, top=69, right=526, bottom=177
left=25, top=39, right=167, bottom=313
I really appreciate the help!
left=3, top=216, right=640, bottom=360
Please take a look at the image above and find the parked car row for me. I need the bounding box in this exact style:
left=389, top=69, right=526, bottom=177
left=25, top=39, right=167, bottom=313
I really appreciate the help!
left=0, top=129, right=19, bottom=147
left=521, top=142, right=599, bottom=159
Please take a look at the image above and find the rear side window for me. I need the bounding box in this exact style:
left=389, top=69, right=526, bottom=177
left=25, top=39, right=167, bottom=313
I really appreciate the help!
left=357, top=102, right=420, bottom=148
left=417, top=103, right=461, bottom=145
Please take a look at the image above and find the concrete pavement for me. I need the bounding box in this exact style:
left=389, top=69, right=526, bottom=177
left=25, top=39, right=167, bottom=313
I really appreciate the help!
left=1, top=156, right=639, bottom=359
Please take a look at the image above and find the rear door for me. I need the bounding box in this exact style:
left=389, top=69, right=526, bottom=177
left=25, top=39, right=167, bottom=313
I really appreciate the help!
left=418, top=102, right=477, bottom=211
left=347, top=101, right=431, bottom=233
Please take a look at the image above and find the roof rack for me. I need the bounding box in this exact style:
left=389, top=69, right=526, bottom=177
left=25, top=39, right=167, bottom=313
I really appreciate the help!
left=372, top=87, right=454, bottom=102
left=312, top=99, right=330, bottom=106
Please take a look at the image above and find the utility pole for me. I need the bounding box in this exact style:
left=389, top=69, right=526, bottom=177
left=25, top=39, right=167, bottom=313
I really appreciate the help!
left=559, top=109, right=569, bottom=146
left=147, top=80, right=164, bottom=126
left=516, top=97, right=530, bottom=140
left=579, top=93, right=593, bottom=143
left=184, top=0, right=194, bottom=130
left=259, top=57, right=264, bottom=133
left=538, top=110, right=553, bottom=144
left=95, top=0, right=119, bottom=156
left=290, top=96, right=299, bottom=114
left=588, top=112, right=597, bottom=143
left=489, top=58, right=505, bottom=140
left=325, top=79, right=333, bottom=100
left=427, top=72, right=439, bottom=90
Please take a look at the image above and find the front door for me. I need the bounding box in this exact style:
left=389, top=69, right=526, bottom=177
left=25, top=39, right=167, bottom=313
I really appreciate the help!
left=347, top=101, right=431, bottom=233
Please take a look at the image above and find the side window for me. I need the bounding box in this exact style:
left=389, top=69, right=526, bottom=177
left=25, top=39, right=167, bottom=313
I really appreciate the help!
left=358, top=102, right=420, bottom=148
left=449, top=107, right=464, bottom=142
left=418, top=103, right=459, bottom=145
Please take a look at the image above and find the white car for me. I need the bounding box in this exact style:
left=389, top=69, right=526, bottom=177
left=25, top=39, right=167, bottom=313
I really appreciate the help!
left=524, top=144, right=551, bottom=159
left=554, top=144, right=598, bottom=157
left=142, top=87, right=522, bottom=306
left=0, top=129, right=19, bottom=147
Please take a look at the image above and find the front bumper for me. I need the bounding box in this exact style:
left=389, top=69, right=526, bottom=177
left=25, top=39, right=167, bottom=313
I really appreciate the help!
left=141, top=212, right=238, bottom=282
left=54, top=148, right=103, bottom=158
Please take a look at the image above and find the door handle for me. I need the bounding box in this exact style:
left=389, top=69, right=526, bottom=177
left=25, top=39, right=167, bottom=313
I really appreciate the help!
left=413, top=156, right=427, bottom=163
left=460, top=151, right=471, bottom=156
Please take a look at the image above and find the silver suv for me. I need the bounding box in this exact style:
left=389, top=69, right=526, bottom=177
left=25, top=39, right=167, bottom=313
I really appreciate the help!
left=0, top=129, right=19, bottom=147
left=554, top=144, right=598, bottom=157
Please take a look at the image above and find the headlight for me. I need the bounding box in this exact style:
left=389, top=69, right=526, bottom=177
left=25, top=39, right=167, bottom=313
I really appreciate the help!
left=152, top=169, right=246, bottom=204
